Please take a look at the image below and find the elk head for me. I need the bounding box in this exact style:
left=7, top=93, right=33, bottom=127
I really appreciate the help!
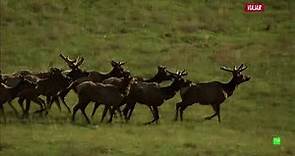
left=220, top=64, right=251, bottom=85
left=109, top=60, right=126, bottom=77
left=170, top=70, right=189, bottom=89
left=59, top=54, right=88, bottom=80
left=48, top=67, right=64, bottom=79
left=155, top=65, right=176, bottom=81
left=59, top=53, right=84, bottom=70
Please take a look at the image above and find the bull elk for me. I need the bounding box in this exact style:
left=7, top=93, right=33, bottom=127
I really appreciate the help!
left=91, top=65, right=176, bottom=118
left=123, top=70, right=190, bottom=124
left=175, top=64, right=250, bottom=122
left=58, top=54, right=126, bottom=103
left=71, top=71, right=133, bottom=124
left=0, top=76, right=35, bottom=121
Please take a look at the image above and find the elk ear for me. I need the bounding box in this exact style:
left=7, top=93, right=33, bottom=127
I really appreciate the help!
left=158, top=65, right=165, bottom=71
left=158, top=65, right=166, bottom=69
left=111, top=60, right=117, bottom=66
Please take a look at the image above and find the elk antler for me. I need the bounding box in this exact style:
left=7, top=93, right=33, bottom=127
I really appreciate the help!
left=180, top=70, right=188, bottom=76
left=59, top=54, right=76, bottom=67
left=220, top=66, right=233, bottom=72
left=238, top=64, right=247, bottom=72
left=111, top=60, right=117, bottom=66
left=119, top=61, right=125, bottom=66
left=74, top=56, right=84, bottom=67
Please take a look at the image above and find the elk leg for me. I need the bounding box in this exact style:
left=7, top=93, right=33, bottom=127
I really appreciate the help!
left=8, top=101, right=19, bottom=117
left=100, top=105, right=109, bottom=122
left=91, top=102, right=100, bottom=117
left=81, top=104, right=91, bottom=124
left=108, top=106, right=116, bottom=123
left=116, top=107, right=123, bottom=120
left=216, top=105, right=221, bottom=123
left=32, top=98, right=46, bottom=114
left=23, top=99, right=31, bottom=118
left=127, top=104, right=136, bottom=120
left=44, top=96, right=52, bottom=115
left=204, top=104, right=218, bottom=120
left=180, top=104, right=189, bottom=121
left=53, top=97, right=62, bottom=112
left=122, top=104, right=129, bottom=120
left=0, top=103, right=6, bottom=123
left=72, top=104, right=80, bottom=122
left=175, top=102, right=182, bottom=121
left=60, top=96, right=71, bottom=113
left=18, top=98, right=25, bottom=114
left=145, top=106, right=159, bottom=124
left=122, top=101, right=134, bottom=121
left=125, top=101, right=137, bottom=120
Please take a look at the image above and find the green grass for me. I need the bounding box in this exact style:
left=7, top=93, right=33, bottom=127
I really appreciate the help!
left=1, top=0, right=295, bottom=155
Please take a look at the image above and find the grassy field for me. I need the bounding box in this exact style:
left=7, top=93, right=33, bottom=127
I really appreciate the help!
left=1, top=0, right=295, bottom=155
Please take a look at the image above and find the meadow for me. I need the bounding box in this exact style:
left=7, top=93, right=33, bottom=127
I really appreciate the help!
left=0, top=0, right=294, bottom=155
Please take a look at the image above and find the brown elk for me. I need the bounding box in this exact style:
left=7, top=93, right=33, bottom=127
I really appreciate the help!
left=71, top=71, right=133, bottom=124
left=0, top=76, right=36, bottom=121
left=58, top=54, right=126, bottom=103
left=17, top=68, right=71, bottom=116
left=91, top=65, right=176, bottom=118
left=175, top=64, right=250, bottom=122
left=122, top=66, right=179, bottom=120
left=123, top=71, right=189, bottom=124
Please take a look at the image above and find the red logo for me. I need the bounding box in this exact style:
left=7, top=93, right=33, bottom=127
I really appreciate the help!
left=244, top=2, right=265, bottom=13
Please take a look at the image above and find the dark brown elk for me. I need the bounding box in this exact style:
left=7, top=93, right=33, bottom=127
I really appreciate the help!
left=59, top=53, right=126, bottom=82
left=17, top=68, right=71, bottom=116
left=71, top=71, right=133, bottom=124
left=59, top=54, right=88, bottom=81
left=91, top=65, right=176, bottom=118
left=122, top=66, right=178, bottom=120
left=58, top=55, right=126, bottom=102
left=123, top=71, right=189, bottom=124
left=175, top=64, right=250, bottom=123
left=4, top=68, right=69, bottom=114
left=0, top=76, right=36, bottom=121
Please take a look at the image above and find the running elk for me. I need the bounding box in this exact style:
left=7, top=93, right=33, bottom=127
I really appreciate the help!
left=71, top=71, right=133, bottom=124
left=58, top=54, right=126, bottom=103
left=124, top=70, right=189, bottom=124
left=175, top=64, right=250, bottom=122
left=0, top=76, right=35, bottom=121
left=92, top=65, right=176, bottom=118
left=122, top=66, right=178, bottom=120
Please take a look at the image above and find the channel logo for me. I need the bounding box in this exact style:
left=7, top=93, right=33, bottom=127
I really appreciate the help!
left=244, top=2, right=265, bottom=13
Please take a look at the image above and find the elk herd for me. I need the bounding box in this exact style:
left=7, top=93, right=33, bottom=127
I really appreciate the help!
left=0, top=54, right=250, bottom=124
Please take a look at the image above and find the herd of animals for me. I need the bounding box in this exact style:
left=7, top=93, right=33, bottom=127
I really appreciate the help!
left=0, top=54, right=251, bottom=124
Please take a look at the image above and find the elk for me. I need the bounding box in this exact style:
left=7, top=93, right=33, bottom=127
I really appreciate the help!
left=71, top=71, right=133, bottom=124
left=0, top=76, right=36, bottom=121
left=175, top=64, right=250, bottom=122
left=122, top=66, right=179, bottom=120
left=58, top=54, right=126, bottom=103
left=91, top=65, right=176, bottom=118
left=59, top=54, right=88, bottom=81
left=4, top=68, right=70, bottom=114
left=59, top=53, right=126, bottom=82
left=17, top=68, right=71, bottom=116
left=123, top=71, right=189, bottom=124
